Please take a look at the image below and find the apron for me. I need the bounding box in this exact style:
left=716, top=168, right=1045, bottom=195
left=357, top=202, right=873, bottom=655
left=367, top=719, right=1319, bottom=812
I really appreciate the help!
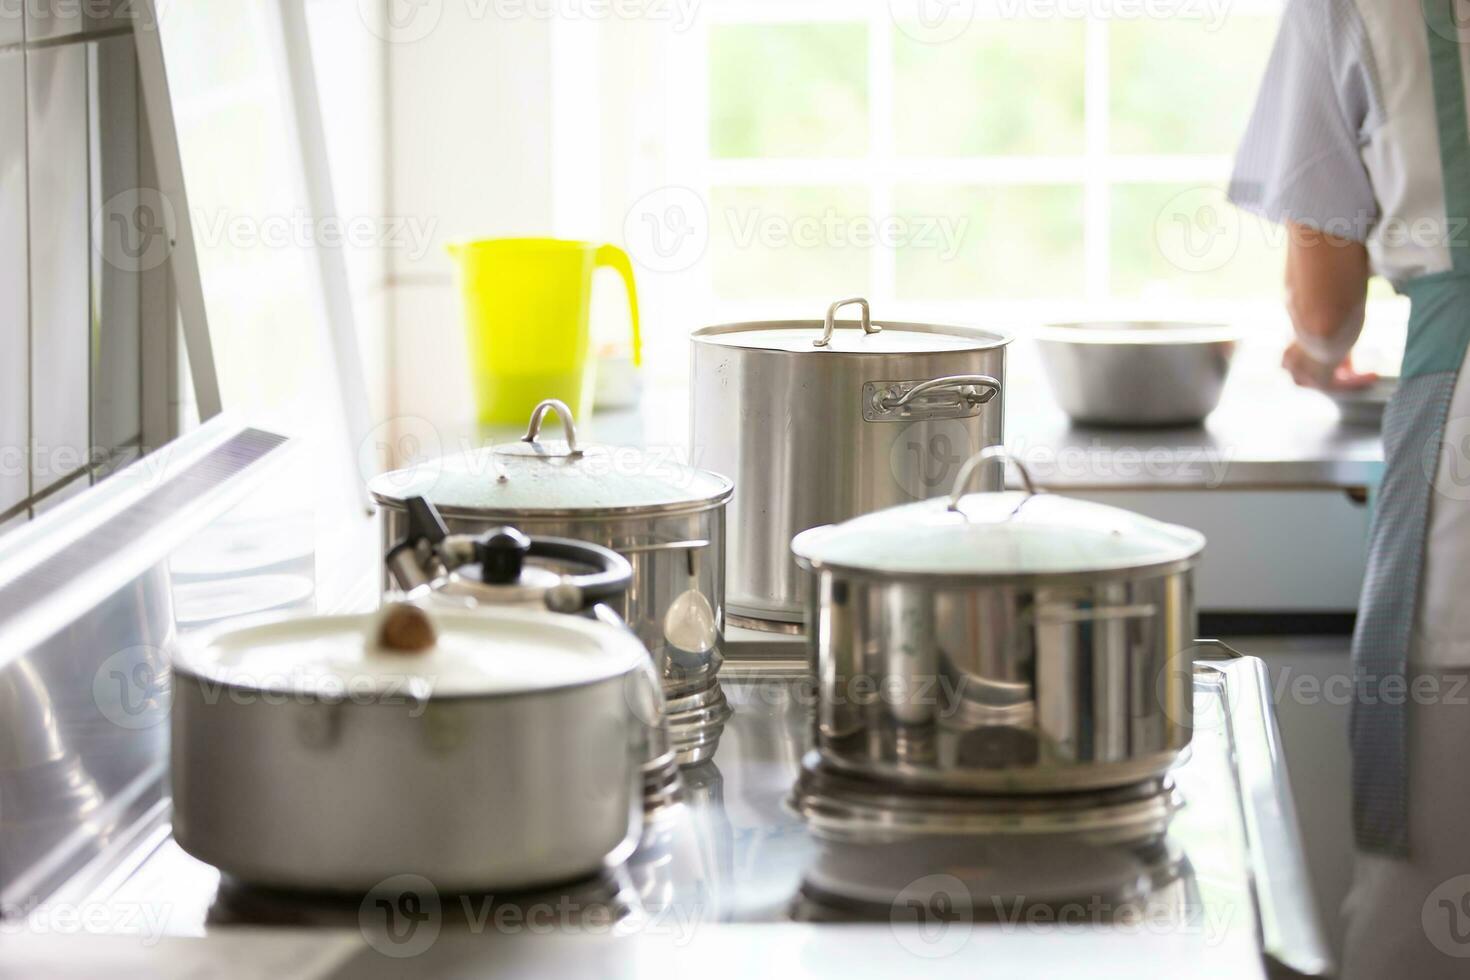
left=1350, top=0, right=1470, bottom=857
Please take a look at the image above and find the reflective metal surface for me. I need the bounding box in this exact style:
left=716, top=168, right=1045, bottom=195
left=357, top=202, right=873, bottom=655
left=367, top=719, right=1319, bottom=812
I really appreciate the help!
left=170, top=625, right=648, bottom=893
left=1035, top=322, right=1238, bottom=428
left=42, top=654, right=1328, bottom=978
left=0, top=420, right=294, bottom=911
left=802, top=571, right=1197, bottom=793
left=691, top=303, right=1008, bottom=626
left=379, top=503, right=730, bottom=763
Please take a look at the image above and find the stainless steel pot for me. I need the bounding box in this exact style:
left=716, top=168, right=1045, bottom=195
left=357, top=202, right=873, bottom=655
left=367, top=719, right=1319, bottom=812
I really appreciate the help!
left=369, top=400, right=734, bottom=764
left=791, top=447, right=1205, bottom=794
left=691, top=298, right=1009, bottom=628
left=383, top=496, right=684, bottom=810
left=1035, top=321, right=1238, bottom=427
left=171, top=604, right=654, bottom=892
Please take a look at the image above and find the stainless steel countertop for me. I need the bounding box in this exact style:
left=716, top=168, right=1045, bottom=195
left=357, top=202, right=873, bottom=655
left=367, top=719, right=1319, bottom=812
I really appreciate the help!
left=22, top=651, right=1329, bottom=979
left=1004, top=373, right=1384, bottom=491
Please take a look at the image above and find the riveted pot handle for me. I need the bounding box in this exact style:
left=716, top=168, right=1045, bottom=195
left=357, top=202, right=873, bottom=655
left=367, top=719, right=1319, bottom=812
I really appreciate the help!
left=522, top=398, right=582, bottom=457
left=813, top=297, right=880, bottom=348
left=947, top=446, right=1038, bottom=511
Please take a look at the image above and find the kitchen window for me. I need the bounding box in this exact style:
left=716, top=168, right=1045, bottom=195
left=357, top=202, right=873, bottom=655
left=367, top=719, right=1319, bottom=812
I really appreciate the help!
left=609, top=0, right=1407, bottom=376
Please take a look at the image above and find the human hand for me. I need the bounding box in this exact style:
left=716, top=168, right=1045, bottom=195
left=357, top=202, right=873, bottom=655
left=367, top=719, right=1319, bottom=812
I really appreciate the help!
left=1281, top=342, right=1379, bottom=391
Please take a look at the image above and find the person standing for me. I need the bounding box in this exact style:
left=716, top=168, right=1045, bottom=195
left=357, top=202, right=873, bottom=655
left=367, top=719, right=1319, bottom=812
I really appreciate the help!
left=1231, top=0, right=1470, bottom=975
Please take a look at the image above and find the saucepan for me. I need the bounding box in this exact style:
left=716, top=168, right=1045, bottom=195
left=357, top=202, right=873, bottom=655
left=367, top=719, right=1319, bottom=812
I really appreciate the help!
left=791, top=446, right=1206, bottom=794
left=170, top=603, right=653, bottom=891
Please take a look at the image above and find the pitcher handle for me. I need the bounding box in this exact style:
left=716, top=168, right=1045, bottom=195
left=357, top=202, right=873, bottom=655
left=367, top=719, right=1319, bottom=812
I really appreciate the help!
left=595, top=244, right=642, bottom=367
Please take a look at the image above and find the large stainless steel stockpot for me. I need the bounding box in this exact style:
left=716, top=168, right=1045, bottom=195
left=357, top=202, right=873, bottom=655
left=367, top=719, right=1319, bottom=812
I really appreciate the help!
left=171, top=604, right=654, bottom=892
left=690, top=298, right=1009, bottom=628
left=791, top=447, right=1205, bottom=794
left=370, top=400, right=733, bottom=702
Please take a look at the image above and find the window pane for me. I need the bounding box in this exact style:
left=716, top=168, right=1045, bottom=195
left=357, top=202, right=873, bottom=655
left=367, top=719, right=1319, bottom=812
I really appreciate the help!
left=894, top=22, right=1085, bottom=156
left=709, top=24, right=868, bottom=158
left=1109, top=16, right=1279, bottom=154
left=710, top=186, right=871, bottom=299
left=894, top=185, right=1085, bottom=300
left=1110, top=183, right=1284, bottom=300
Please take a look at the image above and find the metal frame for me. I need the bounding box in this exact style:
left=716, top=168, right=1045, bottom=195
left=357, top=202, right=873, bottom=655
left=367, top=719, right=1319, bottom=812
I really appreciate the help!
left=131, top=0, right=374, bottom=511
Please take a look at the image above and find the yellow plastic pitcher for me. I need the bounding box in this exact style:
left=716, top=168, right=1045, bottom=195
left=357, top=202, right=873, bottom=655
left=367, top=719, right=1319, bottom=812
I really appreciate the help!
left=447, top=237, right=641, bottom=425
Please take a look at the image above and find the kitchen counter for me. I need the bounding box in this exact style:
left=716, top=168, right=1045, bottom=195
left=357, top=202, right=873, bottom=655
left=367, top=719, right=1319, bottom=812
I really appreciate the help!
left=1004, top=370, right=1384, bottom=492
left=434, top=354, right=1383, bottom=499
left=26, top=650, right=1329, bottom=979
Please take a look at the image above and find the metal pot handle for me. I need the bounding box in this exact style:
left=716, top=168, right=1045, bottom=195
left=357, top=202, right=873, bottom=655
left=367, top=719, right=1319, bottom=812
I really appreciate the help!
left=522, top=398, right=582, bottom=457
left=947, top=446, right=1038, bottom=511
left=813, top=297, right=880, bottom=348
left=877, top=375, right=1001, bottom=411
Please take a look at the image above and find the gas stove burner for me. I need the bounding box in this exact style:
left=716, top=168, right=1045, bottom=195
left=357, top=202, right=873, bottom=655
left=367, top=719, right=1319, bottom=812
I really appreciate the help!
left=207, top=868, right=640, bottom=931
left=790, top=752, right=1181, bottom=847
left=665, top=678, right=734, bottom=766
left=790, top=835, right=1195, bottom=926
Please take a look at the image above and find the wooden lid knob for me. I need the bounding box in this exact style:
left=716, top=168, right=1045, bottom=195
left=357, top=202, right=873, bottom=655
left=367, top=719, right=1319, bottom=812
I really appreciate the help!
left=377, top=603, right=436, bottom=654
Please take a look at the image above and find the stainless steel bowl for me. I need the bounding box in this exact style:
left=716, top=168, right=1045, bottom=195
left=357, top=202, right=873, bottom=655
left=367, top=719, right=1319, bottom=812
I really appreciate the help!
left=1036, top=322, right=1238, bottom=427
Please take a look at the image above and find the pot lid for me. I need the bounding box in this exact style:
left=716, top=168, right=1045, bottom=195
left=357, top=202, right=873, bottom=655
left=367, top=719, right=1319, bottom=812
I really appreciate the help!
left=792, top=448, right=1204, bottom=580
left=173, top=604, right=647, bottom=699
left=369, top=400, right=732, bottom=517
left=692, top=298, right=1010, bottom=355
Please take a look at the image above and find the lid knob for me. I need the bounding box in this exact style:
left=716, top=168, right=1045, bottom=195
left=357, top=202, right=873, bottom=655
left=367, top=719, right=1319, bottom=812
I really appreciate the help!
left=476, top=526, right=531, bottom=584
left=377, top=603, right=436, bottom=654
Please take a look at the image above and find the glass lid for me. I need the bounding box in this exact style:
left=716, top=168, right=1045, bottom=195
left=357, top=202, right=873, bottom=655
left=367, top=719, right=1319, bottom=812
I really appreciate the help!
left=173, top=604, right=647, bottom=698
left=368, top=400, right=732, bottom=517
left=792, top=448, right=1204, bottom=580
left=692, top=298, right=1010, bottom=355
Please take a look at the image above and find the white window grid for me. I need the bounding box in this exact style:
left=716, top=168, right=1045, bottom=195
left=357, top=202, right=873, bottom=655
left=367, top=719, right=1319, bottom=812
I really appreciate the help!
left=663, top=0, right=1302, bottom=328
